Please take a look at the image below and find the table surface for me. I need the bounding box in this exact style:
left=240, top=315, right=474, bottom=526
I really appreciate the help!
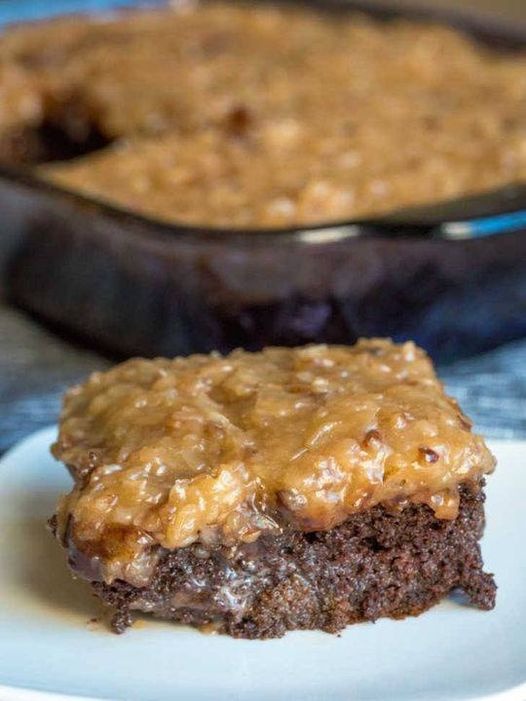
left=0, top=0, right=525, bottom=453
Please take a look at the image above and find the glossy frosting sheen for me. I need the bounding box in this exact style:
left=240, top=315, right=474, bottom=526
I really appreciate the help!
left=53, top=341, right=495, bottom=585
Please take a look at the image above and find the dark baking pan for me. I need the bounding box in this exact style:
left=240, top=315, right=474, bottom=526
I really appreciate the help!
left=1, top=0, right=525, bottom=363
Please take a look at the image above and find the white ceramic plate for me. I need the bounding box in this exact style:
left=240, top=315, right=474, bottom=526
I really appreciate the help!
left=0, top=427, right=524, bottom=701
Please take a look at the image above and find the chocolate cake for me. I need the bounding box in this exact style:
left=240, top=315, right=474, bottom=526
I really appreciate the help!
left=0, top=3, right=524, bottom=227
left=51, top=340, right=496, bottom=636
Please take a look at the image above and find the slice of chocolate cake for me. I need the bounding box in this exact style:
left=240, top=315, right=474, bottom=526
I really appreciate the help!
left=51, top=340, right=496, bottom=637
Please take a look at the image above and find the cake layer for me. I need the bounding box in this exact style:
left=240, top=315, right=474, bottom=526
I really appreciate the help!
left=91, top=483, right=496, bottom=637
left=52, top=340, right=495, bottom=587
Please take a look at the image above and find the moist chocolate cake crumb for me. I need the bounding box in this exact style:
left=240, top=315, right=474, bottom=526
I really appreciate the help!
left=93, top=482, right=495, bottom=638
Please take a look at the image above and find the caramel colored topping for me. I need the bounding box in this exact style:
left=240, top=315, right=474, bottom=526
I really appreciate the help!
left=53, top=340, right=495, bottom=584
left=0, top=64, right=42, bottom=132
left=0, top=3, right=524, bottom=227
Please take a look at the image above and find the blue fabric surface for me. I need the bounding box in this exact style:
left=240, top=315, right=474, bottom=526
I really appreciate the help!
left=441, top=338, right=526, bottom=440
left=0, top=0, right=160, bottom=25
